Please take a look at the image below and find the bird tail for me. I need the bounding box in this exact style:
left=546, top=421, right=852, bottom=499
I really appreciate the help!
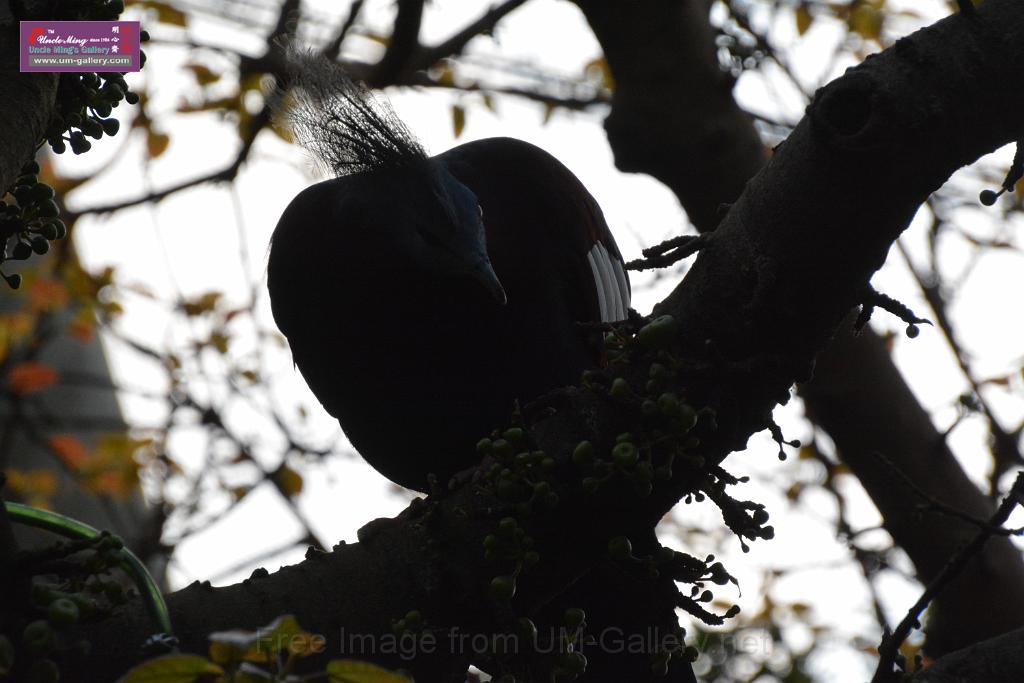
left=271, top=48, right=427, bottom=177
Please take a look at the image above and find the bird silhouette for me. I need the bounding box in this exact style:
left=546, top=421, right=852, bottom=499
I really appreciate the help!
left=267, top=55, right=630, bottom=492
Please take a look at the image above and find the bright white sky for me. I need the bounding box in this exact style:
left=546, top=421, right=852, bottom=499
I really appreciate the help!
left=48, top=0, right=1024, bottom=680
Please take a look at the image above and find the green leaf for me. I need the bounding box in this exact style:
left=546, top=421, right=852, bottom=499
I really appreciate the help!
left=327, top=660, right=412, bottom=683
left=116, top=654, right=223, bottom=683
left=209, top=614, right=314, bottom=666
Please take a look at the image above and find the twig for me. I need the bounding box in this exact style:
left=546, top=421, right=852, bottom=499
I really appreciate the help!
left=371, top=0, right=425, bottom=84
left=872, top=472, right=1024, bottom=682
left=78, top=105, right=271, bottom=215
left=324, top=0, right=365, bottom=60
left=413, top=0, right=529, bottom=69
left=871, top=450, right=1024, bottom=537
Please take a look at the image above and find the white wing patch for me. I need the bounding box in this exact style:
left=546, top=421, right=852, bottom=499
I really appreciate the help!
left=586, top=242, right=631, bottom=322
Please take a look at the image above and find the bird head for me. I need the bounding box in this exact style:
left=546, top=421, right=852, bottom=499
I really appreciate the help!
left=414, top=160, right=506, bottom=305
left=270, top=51, right=506, bottom=306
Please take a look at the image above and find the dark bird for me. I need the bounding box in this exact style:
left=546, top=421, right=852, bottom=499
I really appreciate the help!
left=267, top=56, right=630, bottom=492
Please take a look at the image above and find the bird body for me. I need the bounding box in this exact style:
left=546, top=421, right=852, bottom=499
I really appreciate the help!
left=268, top=60, right=629, bottom=491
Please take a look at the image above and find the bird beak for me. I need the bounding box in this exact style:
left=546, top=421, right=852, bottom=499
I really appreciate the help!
left=472, top=257, right=507, bottom=305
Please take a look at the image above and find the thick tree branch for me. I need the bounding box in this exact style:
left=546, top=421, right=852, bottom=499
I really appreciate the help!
left=413, top=0, right=529, bottom=71
left=575, top=0, right=765, bottom=232
left=802, top=316, right=1024, bottom=655
left=582, top=0, right=1024, bottom=656
left=913, top=626, right=1024, bottom=683
left=371, top=0, right=424, bottom=84
left=67, top=4, right=1024, bottom=681
left=0, top=25, right=56, bottom=190
left=874, top=473, right=1024, bottom=681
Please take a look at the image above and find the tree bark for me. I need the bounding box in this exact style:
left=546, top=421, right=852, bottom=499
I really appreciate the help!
left=576, top=0, right=1024, bottom=656
left=0, top=21, right=56, bottom=191
left=65, top=2, right=1024, bottom=681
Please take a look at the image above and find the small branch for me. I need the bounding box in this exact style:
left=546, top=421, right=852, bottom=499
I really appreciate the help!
left=77, top=105, right=271, bottom=215
left=895, top=241, right=1024, bottom=486
left=873, top=472, right=1024, bottom=682
left=324, top=0, right=365, bottom=60
left=413, top=0, right=529, bottom=70
left=371, top=0, right=424, bottom=84
left=912, top=626, right=1024, bottom=683
left=871, top=450, right=1024, bottom=537
left=269, top=0, right=301, bottom=42
left=405, top=73, right=607, bottom=110
left=625, top=234, right=707, bottom=271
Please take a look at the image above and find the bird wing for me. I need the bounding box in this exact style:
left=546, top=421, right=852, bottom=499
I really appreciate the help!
left=581, top=194, right=631, bottom=322
left=437, top=137, right=631, bottom=326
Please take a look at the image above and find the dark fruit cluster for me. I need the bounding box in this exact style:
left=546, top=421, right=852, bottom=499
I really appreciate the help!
left=46, top=68, right=141, bottom=156
left=3, top=5, right=148, bottom=287
left=0, top=160, right=66, bottom=288
left=43, top=0, right=148, bottom=154
left=1, top=533, right=131, bottom=682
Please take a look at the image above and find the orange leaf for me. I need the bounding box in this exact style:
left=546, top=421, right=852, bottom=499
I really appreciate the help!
left=67, top=309, right=95, bottom=343
left=7, top=362, right=58, bottom=395
left=147, top=130, right=170, bottom=159
left=4, top=468, right=58, bottom=498
left=87, top=470, right=133, bottom=497
left=48, top=435, right=91, bottom=469
left=30, top=279, right=70, bottom=312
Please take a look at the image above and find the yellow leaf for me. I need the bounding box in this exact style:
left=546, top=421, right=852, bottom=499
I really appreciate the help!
left=7, top=361, right=58, bottom=395
left=435, top=64, right=455, bottom=88
left=273, top=464, right=303, bottom=498
left=85, top=433, right=147, bottom=497
left=452, top=105, right=466, bottom=139
left=583, top=56, right=614, bottom=91
left=849, top=3, right=883, bottom=40
left=182, top=292, right=221, bottom=316
left=287, top=632, right=327, bottom=658
left=115, top=653, right=223, bottom=683
left=176, top=95, right=242, bottom=115
left=48, top=435, right=91, bottom=470
left=185, top=63, right=220, bottom=86
left=240, top=72, right=265, bottom=95
left=252, top=615, right=317, bottom=659
left=147, top=130, right=170, bottom=159
left=209, top=615, right=317, bottom=666
left=95, top=433, right=153, bottom=464
left=0, top=312, right=35, bottom=363
left=795, top=6, right=813, bottom=35
left=67, top=307, right=95, bottom=343
left=326, top=660, right=412, bottom=683
left=361, top=32, right=391, bottom=47
left=209, top=332, right=230, bottom=354
left=4, top=469, right=58, bottom=499
left=541, top=103, right=556, bottom=125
